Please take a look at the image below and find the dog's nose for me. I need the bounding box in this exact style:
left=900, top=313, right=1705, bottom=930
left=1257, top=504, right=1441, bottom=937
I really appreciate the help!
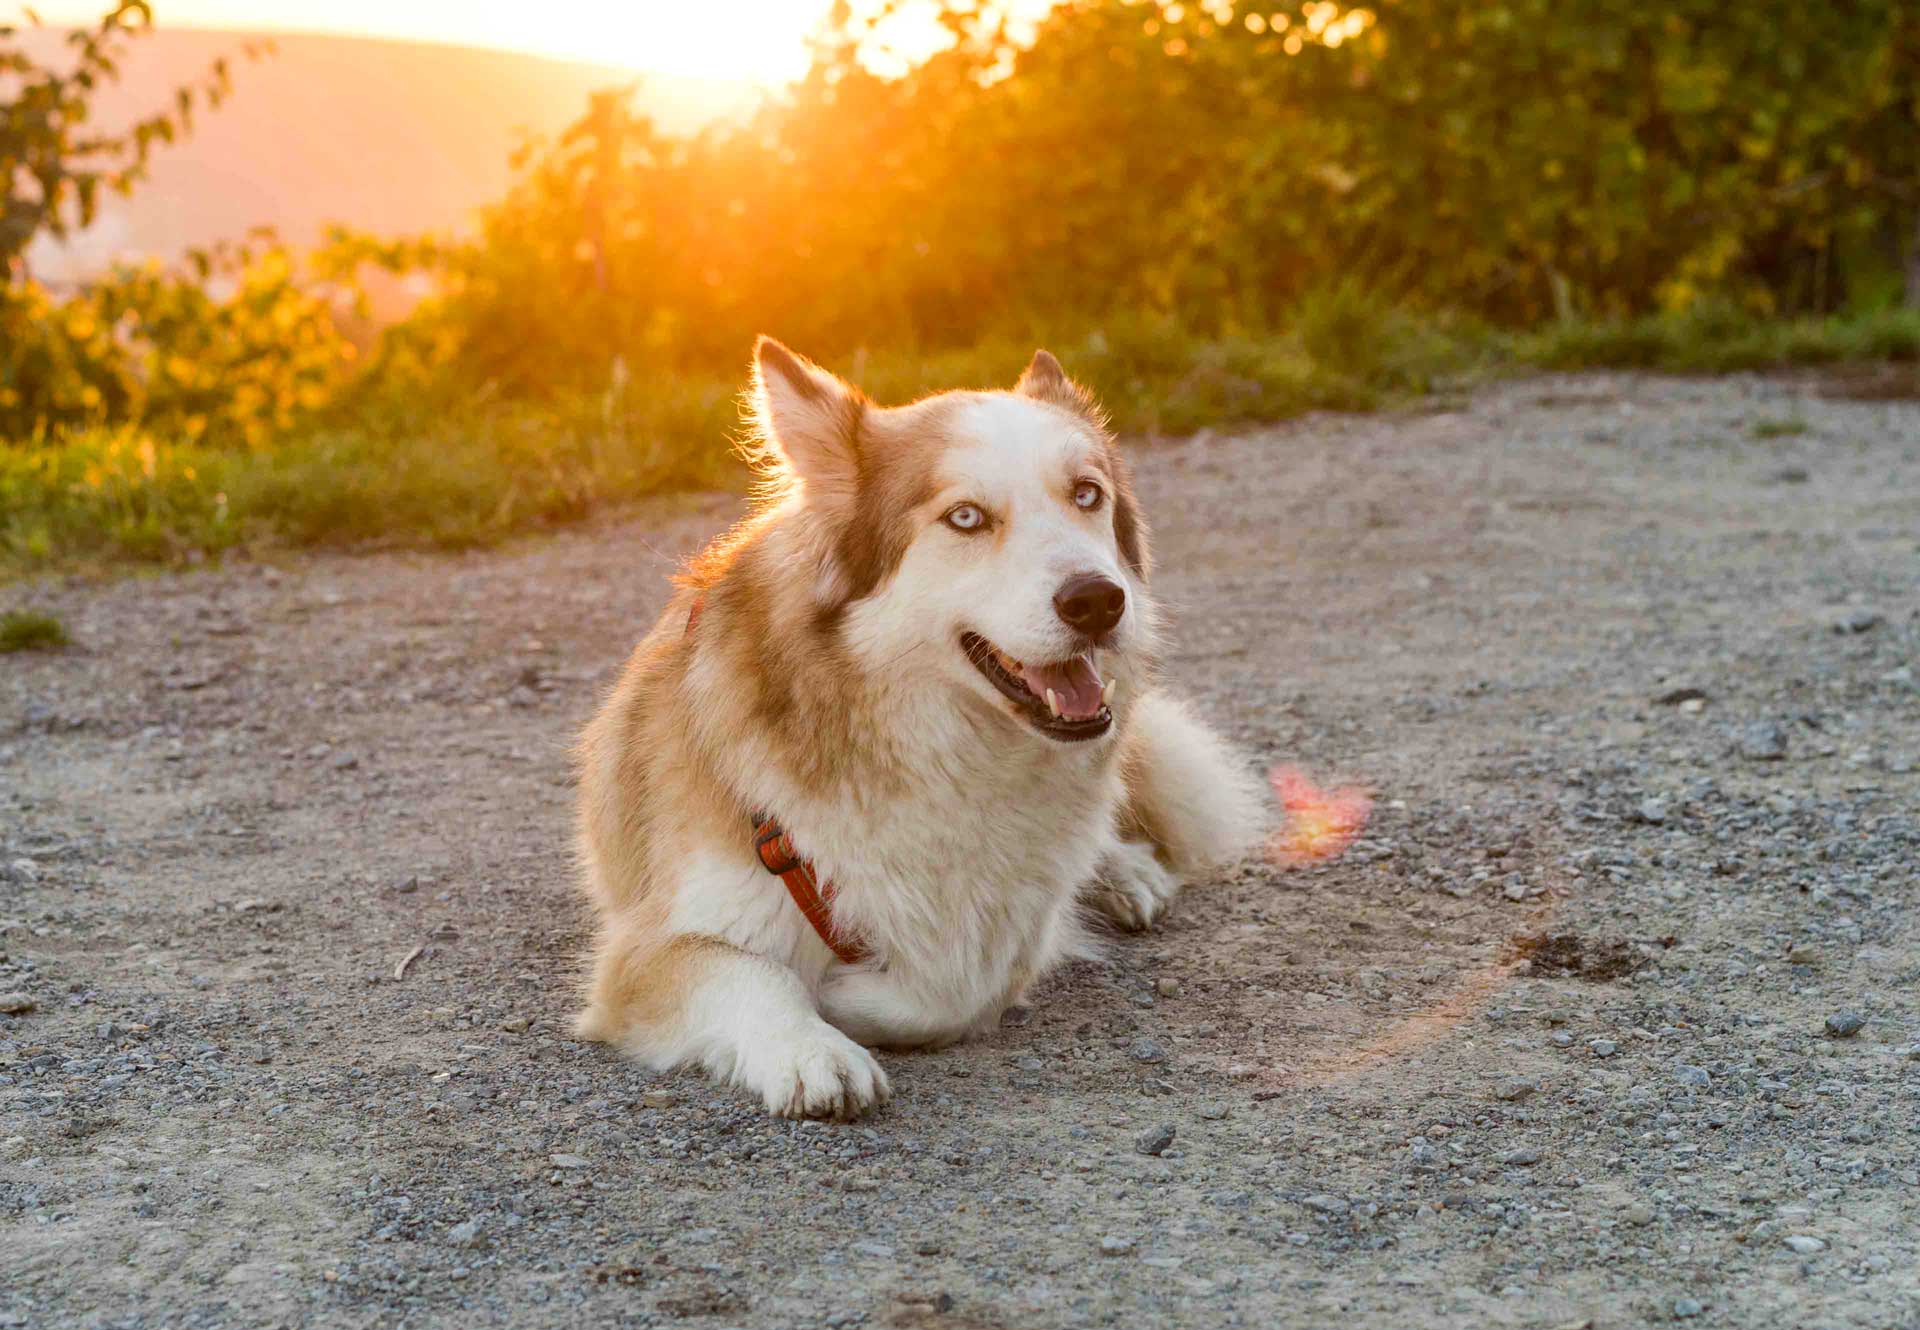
left=1053, top=574, right=1127, bottom=637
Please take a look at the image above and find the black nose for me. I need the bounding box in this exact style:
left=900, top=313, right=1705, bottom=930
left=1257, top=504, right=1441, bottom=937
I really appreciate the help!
left=1053, top=573, right=1127, bottom=638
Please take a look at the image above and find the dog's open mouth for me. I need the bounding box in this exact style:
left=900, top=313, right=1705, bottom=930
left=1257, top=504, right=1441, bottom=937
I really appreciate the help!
left=960, top=632, right=1113, bottom=741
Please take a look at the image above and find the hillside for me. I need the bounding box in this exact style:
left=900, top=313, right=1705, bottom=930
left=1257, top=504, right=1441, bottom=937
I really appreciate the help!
left=16, top=27, right=759, bottom=281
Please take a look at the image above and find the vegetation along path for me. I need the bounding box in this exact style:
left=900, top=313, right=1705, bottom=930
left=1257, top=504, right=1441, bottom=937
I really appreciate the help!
left=3, top=372, right=1918, bottom=1329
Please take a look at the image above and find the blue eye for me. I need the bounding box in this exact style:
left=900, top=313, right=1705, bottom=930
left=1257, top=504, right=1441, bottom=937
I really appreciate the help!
left=1073, top=481, right=1104, bottom=510
left=945, top=503, right=987, bottom=532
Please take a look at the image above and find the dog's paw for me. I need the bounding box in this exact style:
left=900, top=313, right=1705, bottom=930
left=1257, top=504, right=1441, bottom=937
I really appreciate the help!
left=746, top=1024, right=891, bottom=1120
left=1088, top=842, right=1181, bottom=932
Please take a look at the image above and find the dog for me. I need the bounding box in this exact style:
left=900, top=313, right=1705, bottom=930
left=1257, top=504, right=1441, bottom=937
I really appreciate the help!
left=572, top=338, right=1266, bottom=1117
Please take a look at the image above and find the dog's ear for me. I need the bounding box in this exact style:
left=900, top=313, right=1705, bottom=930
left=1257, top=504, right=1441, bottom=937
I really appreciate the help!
left=1015, top=349, right=1105, bottom=426
left=751, top=336, right=863, bottom=501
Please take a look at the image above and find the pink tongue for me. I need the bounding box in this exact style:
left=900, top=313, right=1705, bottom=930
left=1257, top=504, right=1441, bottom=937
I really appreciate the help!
left=1021, top=655, right=1104, bottom=719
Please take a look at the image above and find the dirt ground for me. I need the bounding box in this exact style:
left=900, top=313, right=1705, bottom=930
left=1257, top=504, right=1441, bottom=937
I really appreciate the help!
left=3, top=372, right=1917, bottom=1330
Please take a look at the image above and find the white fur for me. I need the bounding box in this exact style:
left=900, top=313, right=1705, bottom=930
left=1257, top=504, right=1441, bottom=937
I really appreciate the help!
left=581, top=371, right=1262, bottom=1116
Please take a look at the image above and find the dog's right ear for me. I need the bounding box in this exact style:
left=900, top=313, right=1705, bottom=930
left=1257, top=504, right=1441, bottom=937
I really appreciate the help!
left=751, top=336, right=862, bottom=503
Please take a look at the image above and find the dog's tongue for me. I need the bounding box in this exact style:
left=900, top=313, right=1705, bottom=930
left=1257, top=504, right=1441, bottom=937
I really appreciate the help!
left=1021, top=654, right=1104, bottom=720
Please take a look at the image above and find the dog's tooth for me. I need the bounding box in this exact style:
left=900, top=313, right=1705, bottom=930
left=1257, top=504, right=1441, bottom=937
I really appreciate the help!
left=1045, top=688, right=1059, bottom=717
left=1102, top=679, right=1116, bottom=706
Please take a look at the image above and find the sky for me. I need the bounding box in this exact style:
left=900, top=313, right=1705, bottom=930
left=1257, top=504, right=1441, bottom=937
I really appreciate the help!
left=18, top=1, right=855, bottom=83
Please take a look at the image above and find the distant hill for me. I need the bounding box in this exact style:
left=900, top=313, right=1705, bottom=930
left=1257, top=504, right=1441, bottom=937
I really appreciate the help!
left=17, top=27, right=761, bottom=282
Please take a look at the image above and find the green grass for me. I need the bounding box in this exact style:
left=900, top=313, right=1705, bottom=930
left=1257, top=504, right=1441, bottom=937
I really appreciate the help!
left=0, top=609, right=68, bottom=651
left=5, top=304, right=1917, bottom=577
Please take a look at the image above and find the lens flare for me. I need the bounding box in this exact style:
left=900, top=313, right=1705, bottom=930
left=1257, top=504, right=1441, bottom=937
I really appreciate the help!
left=1267, top=765, right=1371, bottom=865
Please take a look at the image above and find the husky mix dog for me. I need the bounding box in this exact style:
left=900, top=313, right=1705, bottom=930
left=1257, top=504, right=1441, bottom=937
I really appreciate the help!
left=573, top=338, right=1265, bottom=1117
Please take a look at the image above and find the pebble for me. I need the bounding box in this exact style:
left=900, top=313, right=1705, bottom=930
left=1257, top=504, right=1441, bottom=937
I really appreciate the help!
left=1673, top=1064, right=1711, bottom=1088
left=1674, top=1297, right=1704, bottom=1318
left=446, top=1218, right=483, bottom=1247
left=1494, top=1079, right=1536, bottom=1102
left=1831, top=608, right=1883, bottom=635
left=0, top=993, right=35, bottom=1016
left=1129, top=1037, right=1168, bottom=1064
left=1498, top=1146, right=1543, bottom=1167
left=1782, top=1235, right=1826, bottom=1254
left=641, top=1090, right=677, bottom=1109
left=1824, top=1011, right=1865, bottom=1039
left=1155, top=977, right=1181, bottom=998
left=498, top=1016, right=530, bottom=1033
left=1739, top=721, right=1789, bottom=761
left=1098, top=1235, right=1136, bottom=1256
left=1133, top=1123, right=1176, bottom=1156
left=1302, top=1194, right=1350, bottom=1215
left=1590, top=1039, right=1618, bottom=1058
left=1620, top=1204, right=1655, bottom=1226
left=550, top=1153, right=589, bottom=1169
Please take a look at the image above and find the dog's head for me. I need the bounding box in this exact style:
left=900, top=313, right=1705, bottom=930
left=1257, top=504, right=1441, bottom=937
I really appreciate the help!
left=749, top=336, right=1154, bottom=745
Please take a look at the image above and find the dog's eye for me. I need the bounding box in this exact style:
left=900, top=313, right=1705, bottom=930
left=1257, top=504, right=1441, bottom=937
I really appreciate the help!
left=1072, top=481, right=1104, bottom=511
left=944, top=503, right=987, bottom=532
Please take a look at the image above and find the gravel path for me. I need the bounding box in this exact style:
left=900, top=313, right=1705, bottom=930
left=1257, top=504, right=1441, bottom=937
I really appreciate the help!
left=3, top=372, right=1917, bottom=1330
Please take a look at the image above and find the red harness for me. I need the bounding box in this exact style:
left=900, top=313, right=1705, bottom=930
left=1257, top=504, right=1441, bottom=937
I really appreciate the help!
left=686, top=593, right=870, bottom=965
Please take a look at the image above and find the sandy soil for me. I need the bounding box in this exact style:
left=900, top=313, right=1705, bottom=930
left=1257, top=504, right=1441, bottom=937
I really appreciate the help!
left=2, top=372, right=1917, bottom=1329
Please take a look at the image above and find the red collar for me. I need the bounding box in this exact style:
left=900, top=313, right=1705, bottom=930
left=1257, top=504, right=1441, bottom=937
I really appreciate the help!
left=685, top=593, right=870, bottom=965
left=752, top=813, right=871, bottom=965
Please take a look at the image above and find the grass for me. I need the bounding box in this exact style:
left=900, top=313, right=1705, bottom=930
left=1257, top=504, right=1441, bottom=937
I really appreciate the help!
left=0, top=609, right=68, bottom=651
left=5, top=304, right=1918, bottom=578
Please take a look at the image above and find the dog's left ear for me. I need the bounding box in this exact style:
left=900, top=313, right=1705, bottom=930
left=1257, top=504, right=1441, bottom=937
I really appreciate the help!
left=751, top=336, right=864, bottom=503
left=1015, top=349, right=1104, bottom=425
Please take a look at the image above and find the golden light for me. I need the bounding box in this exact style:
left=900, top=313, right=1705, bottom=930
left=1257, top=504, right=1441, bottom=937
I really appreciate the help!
left=1267, top=765, right=1372, bottom=866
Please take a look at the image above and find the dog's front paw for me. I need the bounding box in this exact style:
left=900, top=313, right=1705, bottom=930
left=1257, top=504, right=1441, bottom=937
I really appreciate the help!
left=1088, top=842, right=1181, bottom=932
left=746, top=1024, right=891, bottom=1120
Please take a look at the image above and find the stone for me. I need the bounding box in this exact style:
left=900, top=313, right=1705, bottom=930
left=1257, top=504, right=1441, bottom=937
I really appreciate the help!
left=1129, top=1037, right=1168, bottom=1064
left=1493, top=1079, right=1537, bottom=1102
left=1832, top=609, right=1883, bottom=635
left=1098, top=1235, right=1136, bottom=1256
left=1782, top=1235, right=1826, bottom=1255
left=550, top=1153, right=589, bottom=1169
left=1739, top=721, right=1789, bottom=761
left=0, top=993, right=35, bottom=1016
left=1302, top=1194, right=1350, bottom=1215
left=1674, top=1297, right=1704, bottom=1318
left=1673, top=1064, right=1711, bottom=1088
left=1590, top=1039, right=1618, bottom=1058
left=1133, top=1123, right=1176, bottom=1156
left=1498, top=1146, right=1544, bottom=1167
left=1824, top=1011, right=1866, bottom=1038
left=498, top=1016, right=530, bottom=1033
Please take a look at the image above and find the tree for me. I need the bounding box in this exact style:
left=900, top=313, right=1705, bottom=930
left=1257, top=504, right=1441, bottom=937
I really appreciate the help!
left=1, top=2, right=263, bottom=281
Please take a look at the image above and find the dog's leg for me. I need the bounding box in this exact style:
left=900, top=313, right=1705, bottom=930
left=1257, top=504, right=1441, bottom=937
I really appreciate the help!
left=577, top=930, right=890, bottom=1119
left=816, top=968, right=979, bottom=1051
left=1090, top=689, right=1269, bottom=931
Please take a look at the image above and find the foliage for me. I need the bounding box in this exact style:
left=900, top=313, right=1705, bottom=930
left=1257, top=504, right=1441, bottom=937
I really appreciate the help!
left=0, top=236, right=360, bottom=444
left=0, top=608, right=69, bottom=650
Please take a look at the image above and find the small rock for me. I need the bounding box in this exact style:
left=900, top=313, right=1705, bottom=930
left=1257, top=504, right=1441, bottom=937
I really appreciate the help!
left=1098, top=1235, right=1136, bottom=1256
left=1620, top=1204, right=1655, bottom=1226
left=1196, top=1104, right=1229, bottom=1121
left=1831, top=609, right=1883, bottom=635
left=507, top=686, right=540, bottom=708
left=999, top=1005, right=1032, bottom=1028
left=1635, top=799, right=1668, bottom=825
left=446, top=1218, right=484, bottom=1247
left=550, top=1153, right=589, bottom=1169
left=1493, top=1079, right=1536, bottom=1102
left=641, top=1090, right=676, bottom=1109
left=1129, top=1037, right=1167, bottom=1064
left=1498, top=1146, right=1543, bottom=1167
left=1782, top=1235, right=1826, bottom=1255
left=1590, top=1039, right=1618, bottom=1058
left=392, top=876, right=420, bottom=895
left=329, top=753, right=359, bottom=771
left=1674, top=1297, right=1704, bottom=1318
left=1673, top=1064, right=1711, bottom=1089
left=1302, top=1194, right=1350, bottom=1215
left=1824, top=1011, right=1866, bottom=1039
left=1652, top=686, right=1709, bottom=707
left=1765, top=465, right=1810, bottom=484
left=0, top=993, right=36, bottom=1016
left=1133, top=1123, right=1176, bottom=1156
left=1739, top=721, right=1789, bottom=762
left=850, top=1240, right=895, bottom=1259
left=1155, top=977, right=1181, bottom=998
left=499, top=1016, right=530, bottom=1034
